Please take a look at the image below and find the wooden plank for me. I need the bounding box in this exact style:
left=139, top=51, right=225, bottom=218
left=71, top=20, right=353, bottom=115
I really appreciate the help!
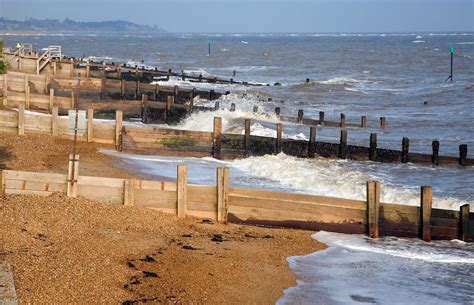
left=115, top=110, right=123, bottom=149
left=51, top=107, right=59, bottom=136
left=4, top=170, right=67, bottom=183
left=134, top=190, right=177, bottom=208
left=123, top=179, right=135, bottom=206
left=222, top=168, right=230, bottom=223
left=77, top=185, right=124, bottom=204
left=87, top=109, right=94, bottom=142
left=177, top=164, right=187, bottom=218
left=460, top=204, right=470, bottom=241
left=229, top=187, right=366, bottom=210
left=367, top=181, right=380, bottom=238
left=18, top=104, right=25, bottom=135
left=77, top=175, right=125, bottom=188
left=66, top=154, right=79, bottom=197
left=420, top=186, right=432, bottom=242
left=5, top=189, right=52, bottom=196
left=228, top=196, right=366, bottom=223
left=213, top=117, right=222, bottom=159
left=5, top=179, right=66, bottom=192
left=135, top=180, right=177, bottom=191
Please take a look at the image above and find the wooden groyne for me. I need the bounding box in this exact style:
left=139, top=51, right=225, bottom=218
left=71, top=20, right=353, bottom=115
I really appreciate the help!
left=1, top=71, right=386, bottom=129
left=122, top=119, right=472, bottom=166
left=3, top=47, right=266, bottom=86
left=0, top=107, right=470, bottom=167
left=1, top=165, right=472, bottom=242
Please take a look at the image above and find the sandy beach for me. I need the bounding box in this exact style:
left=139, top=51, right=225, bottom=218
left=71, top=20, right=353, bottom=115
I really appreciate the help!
left=0, top=133, right=325, bottom=303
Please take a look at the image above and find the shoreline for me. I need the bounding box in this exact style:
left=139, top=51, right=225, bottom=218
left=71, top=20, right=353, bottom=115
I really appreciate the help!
left=0, top=132, right=325, bottom=303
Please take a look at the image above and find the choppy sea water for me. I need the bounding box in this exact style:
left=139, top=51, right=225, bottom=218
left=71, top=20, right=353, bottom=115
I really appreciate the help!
left=3, top=32, right=474, bottom=304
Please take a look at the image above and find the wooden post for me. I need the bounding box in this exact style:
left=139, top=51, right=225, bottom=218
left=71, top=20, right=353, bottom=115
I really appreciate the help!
left=166, top=96, right=174, bottom=123
left=49, top=88, right=54, bottom=113
left=70, top=90, right=75, bottom=109
left=369, top=133, right=377, bottom=161
left=24, top=74, right=29, bottom=93
left=213, top=117, right=222, bottom=159
left=52, top=61, right=57, bottom=76
left=366, top=181, right=380, bottom=238
left=380, top=117, right=386, bottom=128
left=67, top=154, right=79, bottom=198
left=87, top=109, right=94, bottom=142
left=308, top=126, right=317, bottom=158
left=459, top=144, right=467, bottom=166
left=18, top=104, right=25, bottom=136
left=319, top=111, right=325, bottom=125
left=120, top=80, right=125, bottom=99
left=230, top=103, right=236, bottom=112
left=174, top=85, right=179, bottom=100
left=217, top=167, right=230, bottom=223
left=85, top=61, right=90, bottom=78
left=432, top=140, right=440, bottom=165
left=25, top=85, right=30, bottom=109
left=244, top=119, right=251, bottom=157
left=401, top=137, right=409, bottom=163
left=2, top=74, right=7, bottom=106
left=115, top=110, right=123, bottom=150
left=275, top=107, right=281, bottom=116
left=177, top=164, right=188, bottom=218
left=117, top=67, right=121, bottom=79
left=276, top=123, right=283, bottom=154
left=135, top=77, right=140, bottom=99
left=339, top=130, right=347, bottom=159
left=361, top=116, right=367, bottom=128
left=123, top=178, right=135, bottom=206
left=420, top=186, right=432, bottom=242
left=214, top=101, right=220, bottom=110
left=340, top=113, right=346, bottom=128
left=140, top=94, right=148, bottom=122
left=51, top=107, right=58, bottom=136
left=460, top=204, right=471, bottom=242
left=100, top=74, right=106, bottom=99
left=297, top=109, right=304, bottom=124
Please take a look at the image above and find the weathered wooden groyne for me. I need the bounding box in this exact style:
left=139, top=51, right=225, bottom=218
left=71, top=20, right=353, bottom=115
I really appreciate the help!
left=3, top=45, right=265, bottom=86
left=1, top=164, right=472, bottom=242
left=1, top=70, right=387, bottom=129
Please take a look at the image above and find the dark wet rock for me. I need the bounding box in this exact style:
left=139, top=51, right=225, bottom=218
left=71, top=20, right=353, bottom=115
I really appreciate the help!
left=142, top=271, right=158, bottom=278
left=126, top=261, right=136, bottom=269
left=181, top=234, right=193, bottom=238
left=211, top=234, right=224, bottom=243
left=140, top=255, right=156, bottom=262
left=130, top=276, right=141, bottom=285
left=274, top=82, right=282, bottom=86
left=182, top=245, right=198, bottom=250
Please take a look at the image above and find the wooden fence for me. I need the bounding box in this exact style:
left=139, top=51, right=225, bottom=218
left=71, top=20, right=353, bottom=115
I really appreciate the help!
left=1, top=164, right=472, bottom=242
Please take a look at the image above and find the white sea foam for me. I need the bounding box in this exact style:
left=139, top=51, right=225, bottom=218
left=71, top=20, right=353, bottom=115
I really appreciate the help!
left=412, top=40, right=426, bottom=43
left=278, top=231, right=474, bottom=305
left=457, top=42, right=474, bottom=45
left=318, top=77, right=376, bottom=85
left=232, top=153, right=472, bottom=209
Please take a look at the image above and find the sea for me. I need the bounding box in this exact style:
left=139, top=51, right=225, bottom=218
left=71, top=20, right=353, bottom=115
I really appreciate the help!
left=2, top=32, right=474, bottom=304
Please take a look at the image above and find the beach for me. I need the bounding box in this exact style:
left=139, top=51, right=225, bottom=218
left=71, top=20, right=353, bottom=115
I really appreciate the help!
left=0, top=132, right=325, bottom=303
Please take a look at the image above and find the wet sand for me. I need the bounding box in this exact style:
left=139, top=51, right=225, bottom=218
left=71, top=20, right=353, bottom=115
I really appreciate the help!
left=0, top=133, right=325, bottom=303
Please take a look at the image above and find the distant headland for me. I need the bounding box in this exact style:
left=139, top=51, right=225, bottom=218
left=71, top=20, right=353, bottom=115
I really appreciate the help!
left=0, top=17, right=166, bottom=34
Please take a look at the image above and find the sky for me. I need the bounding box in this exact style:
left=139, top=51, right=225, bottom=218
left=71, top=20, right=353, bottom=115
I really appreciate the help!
left=0, top=0, right=473, bottom=33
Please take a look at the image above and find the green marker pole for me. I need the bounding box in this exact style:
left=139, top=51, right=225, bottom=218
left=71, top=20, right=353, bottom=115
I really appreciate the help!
left=449, top=48, right=455, bottom=82
left=208, top=41, right=211, bottom=56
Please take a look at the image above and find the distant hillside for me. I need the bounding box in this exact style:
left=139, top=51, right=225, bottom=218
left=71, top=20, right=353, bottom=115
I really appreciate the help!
left=0, top=18, right=165, bottom=34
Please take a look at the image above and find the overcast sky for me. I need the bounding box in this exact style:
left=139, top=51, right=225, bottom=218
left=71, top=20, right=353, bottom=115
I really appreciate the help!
left=1, top=0, right=473, bottom=33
